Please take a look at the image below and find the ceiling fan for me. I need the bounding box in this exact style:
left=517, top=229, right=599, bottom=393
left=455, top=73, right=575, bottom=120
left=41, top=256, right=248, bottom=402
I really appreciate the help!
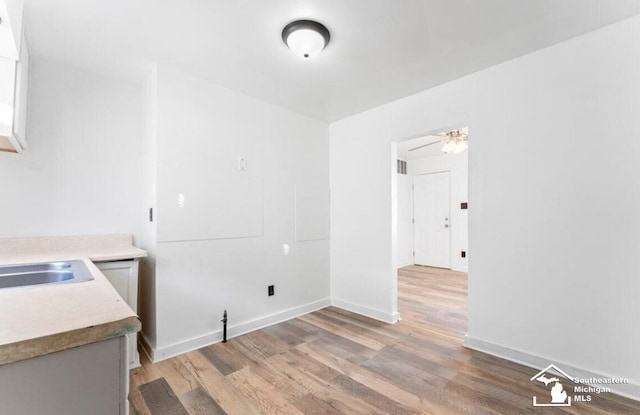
left=408, top=128, right=469, bottom=154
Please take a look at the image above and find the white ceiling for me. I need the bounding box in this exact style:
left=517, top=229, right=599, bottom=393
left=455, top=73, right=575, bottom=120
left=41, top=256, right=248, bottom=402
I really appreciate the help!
left=23, top=1, right=640, bottom=122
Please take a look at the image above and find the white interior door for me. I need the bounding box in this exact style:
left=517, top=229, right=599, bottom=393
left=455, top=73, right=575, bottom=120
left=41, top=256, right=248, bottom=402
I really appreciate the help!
left=413, top=172, right=451, bottom=268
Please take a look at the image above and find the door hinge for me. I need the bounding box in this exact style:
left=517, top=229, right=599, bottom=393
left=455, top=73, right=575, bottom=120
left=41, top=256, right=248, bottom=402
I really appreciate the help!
left=412, top=218, right=415, bottom=224
left=149, top=208, right=154, bottom=222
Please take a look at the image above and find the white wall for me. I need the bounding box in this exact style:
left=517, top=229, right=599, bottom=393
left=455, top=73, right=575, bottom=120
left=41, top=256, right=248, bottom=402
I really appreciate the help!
left=409, top=151, right=468, bottom=271
left=149, top=67, right=330, bottom=360
left=396, top=169, right=412, bottom=267
left=0, top=58, right=148, bottom=241
left=330, top=15, right=640, bottom=397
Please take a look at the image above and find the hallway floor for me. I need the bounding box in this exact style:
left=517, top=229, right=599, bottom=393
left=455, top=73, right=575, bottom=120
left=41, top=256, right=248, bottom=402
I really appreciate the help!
left=398, top=265, right=467, bottom=340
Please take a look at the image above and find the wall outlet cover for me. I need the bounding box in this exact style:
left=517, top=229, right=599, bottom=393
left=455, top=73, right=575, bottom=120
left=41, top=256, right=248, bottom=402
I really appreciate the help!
left=237, top=157, right=247, bottom=171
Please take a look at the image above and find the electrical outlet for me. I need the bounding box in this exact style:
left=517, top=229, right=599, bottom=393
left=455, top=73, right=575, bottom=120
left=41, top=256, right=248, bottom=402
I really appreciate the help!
left=268, top=285, right=274, bottom=296
left=237, top=157, right=247, bottom=171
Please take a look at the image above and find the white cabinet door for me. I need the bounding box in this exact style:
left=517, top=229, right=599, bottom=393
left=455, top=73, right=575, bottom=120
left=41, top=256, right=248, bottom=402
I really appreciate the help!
left=0, top=337, right=128, bottom=415
left=12, top=29, right=28, bottom=149
left=0, top=29, right=28, bottom=153
left=96, top=260, right=140, bottom=369
left=0, top=56, right=16, bottom=141
left=0, top=0, right=24, bottom=59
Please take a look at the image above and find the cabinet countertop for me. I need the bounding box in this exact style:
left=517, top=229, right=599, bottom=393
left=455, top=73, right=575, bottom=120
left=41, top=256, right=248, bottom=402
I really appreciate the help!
left=0, top=235, right=147, bottom=365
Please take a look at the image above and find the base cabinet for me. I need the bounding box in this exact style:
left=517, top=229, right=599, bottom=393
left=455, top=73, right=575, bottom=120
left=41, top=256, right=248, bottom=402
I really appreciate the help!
left=96, top=260, right=140, bottom=368
left=0, top=337, right=129, bottom=415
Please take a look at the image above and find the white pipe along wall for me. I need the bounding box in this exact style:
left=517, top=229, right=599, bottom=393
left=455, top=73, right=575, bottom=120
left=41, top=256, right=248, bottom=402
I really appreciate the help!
left=395, top=166, right=413, bottom=268
left=330, top=15, right=640, bottom=399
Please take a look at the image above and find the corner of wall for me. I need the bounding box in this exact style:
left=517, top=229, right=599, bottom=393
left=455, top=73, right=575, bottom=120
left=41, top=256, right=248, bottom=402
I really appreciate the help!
left=331, top=297, right=399, bottom=325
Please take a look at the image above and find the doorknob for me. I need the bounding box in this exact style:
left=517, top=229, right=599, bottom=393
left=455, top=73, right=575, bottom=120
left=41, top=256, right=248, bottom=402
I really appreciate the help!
left=444, top=224, right=449, bottom=228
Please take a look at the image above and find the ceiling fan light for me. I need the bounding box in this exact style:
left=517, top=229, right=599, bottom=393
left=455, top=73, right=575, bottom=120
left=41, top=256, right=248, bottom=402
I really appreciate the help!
left=282, top=20, right=330, bottom=59
left=442, top=140, right=456, bottom=154
left=441, top=128, right=469, bottom=154
left=443, top=140, right=468, bottom=154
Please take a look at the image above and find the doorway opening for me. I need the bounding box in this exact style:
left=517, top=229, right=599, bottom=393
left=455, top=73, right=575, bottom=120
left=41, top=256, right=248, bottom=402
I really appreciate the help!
left=393, top=127, right=469, bottom=341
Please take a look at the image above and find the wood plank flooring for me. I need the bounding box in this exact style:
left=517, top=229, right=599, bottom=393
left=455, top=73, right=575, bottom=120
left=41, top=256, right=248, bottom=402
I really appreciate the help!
left=130, top=266, right=640, bottom=414
left=398, top=265, right=467, bottom=340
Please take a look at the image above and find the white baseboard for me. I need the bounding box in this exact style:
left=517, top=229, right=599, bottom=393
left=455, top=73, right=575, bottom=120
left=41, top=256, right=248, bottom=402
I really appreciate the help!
left=331, top=297, right=399, bottom=324
left=138, top=333, right=156, bottom=363
left=141, top=298, right=331, bottom=363
left=464, top=335, right=640, bottom=402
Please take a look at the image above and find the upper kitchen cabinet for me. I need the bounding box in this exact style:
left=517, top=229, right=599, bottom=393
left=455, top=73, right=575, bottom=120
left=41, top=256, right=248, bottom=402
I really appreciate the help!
left=0, top=29, right=28, bottom=153
left=0, top=0, right=23, bottom=59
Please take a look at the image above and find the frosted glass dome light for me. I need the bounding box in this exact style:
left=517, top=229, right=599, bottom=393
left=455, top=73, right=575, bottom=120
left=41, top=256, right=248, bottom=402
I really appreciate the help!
left=282, top=20, right=330, bottom=59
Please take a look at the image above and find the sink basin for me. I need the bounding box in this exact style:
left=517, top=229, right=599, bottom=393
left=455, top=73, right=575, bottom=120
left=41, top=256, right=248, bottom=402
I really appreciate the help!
left=0, top=260, right=94, bottom=289
left=0, top=261, right=72, bottom=274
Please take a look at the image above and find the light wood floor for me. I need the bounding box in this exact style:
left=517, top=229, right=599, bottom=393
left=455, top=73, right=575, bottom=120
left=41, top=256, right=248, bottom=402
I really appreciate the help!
left=398, top=265, right=467, bottom=340
left=130, top=266, right=640, bottom=414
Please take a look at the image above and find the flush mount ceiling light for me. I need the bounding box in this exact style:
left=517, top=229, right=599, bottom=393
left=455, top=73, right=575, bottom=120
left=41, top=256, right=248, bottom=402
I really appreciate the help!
left=282, top=20, right=330, bottom=59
